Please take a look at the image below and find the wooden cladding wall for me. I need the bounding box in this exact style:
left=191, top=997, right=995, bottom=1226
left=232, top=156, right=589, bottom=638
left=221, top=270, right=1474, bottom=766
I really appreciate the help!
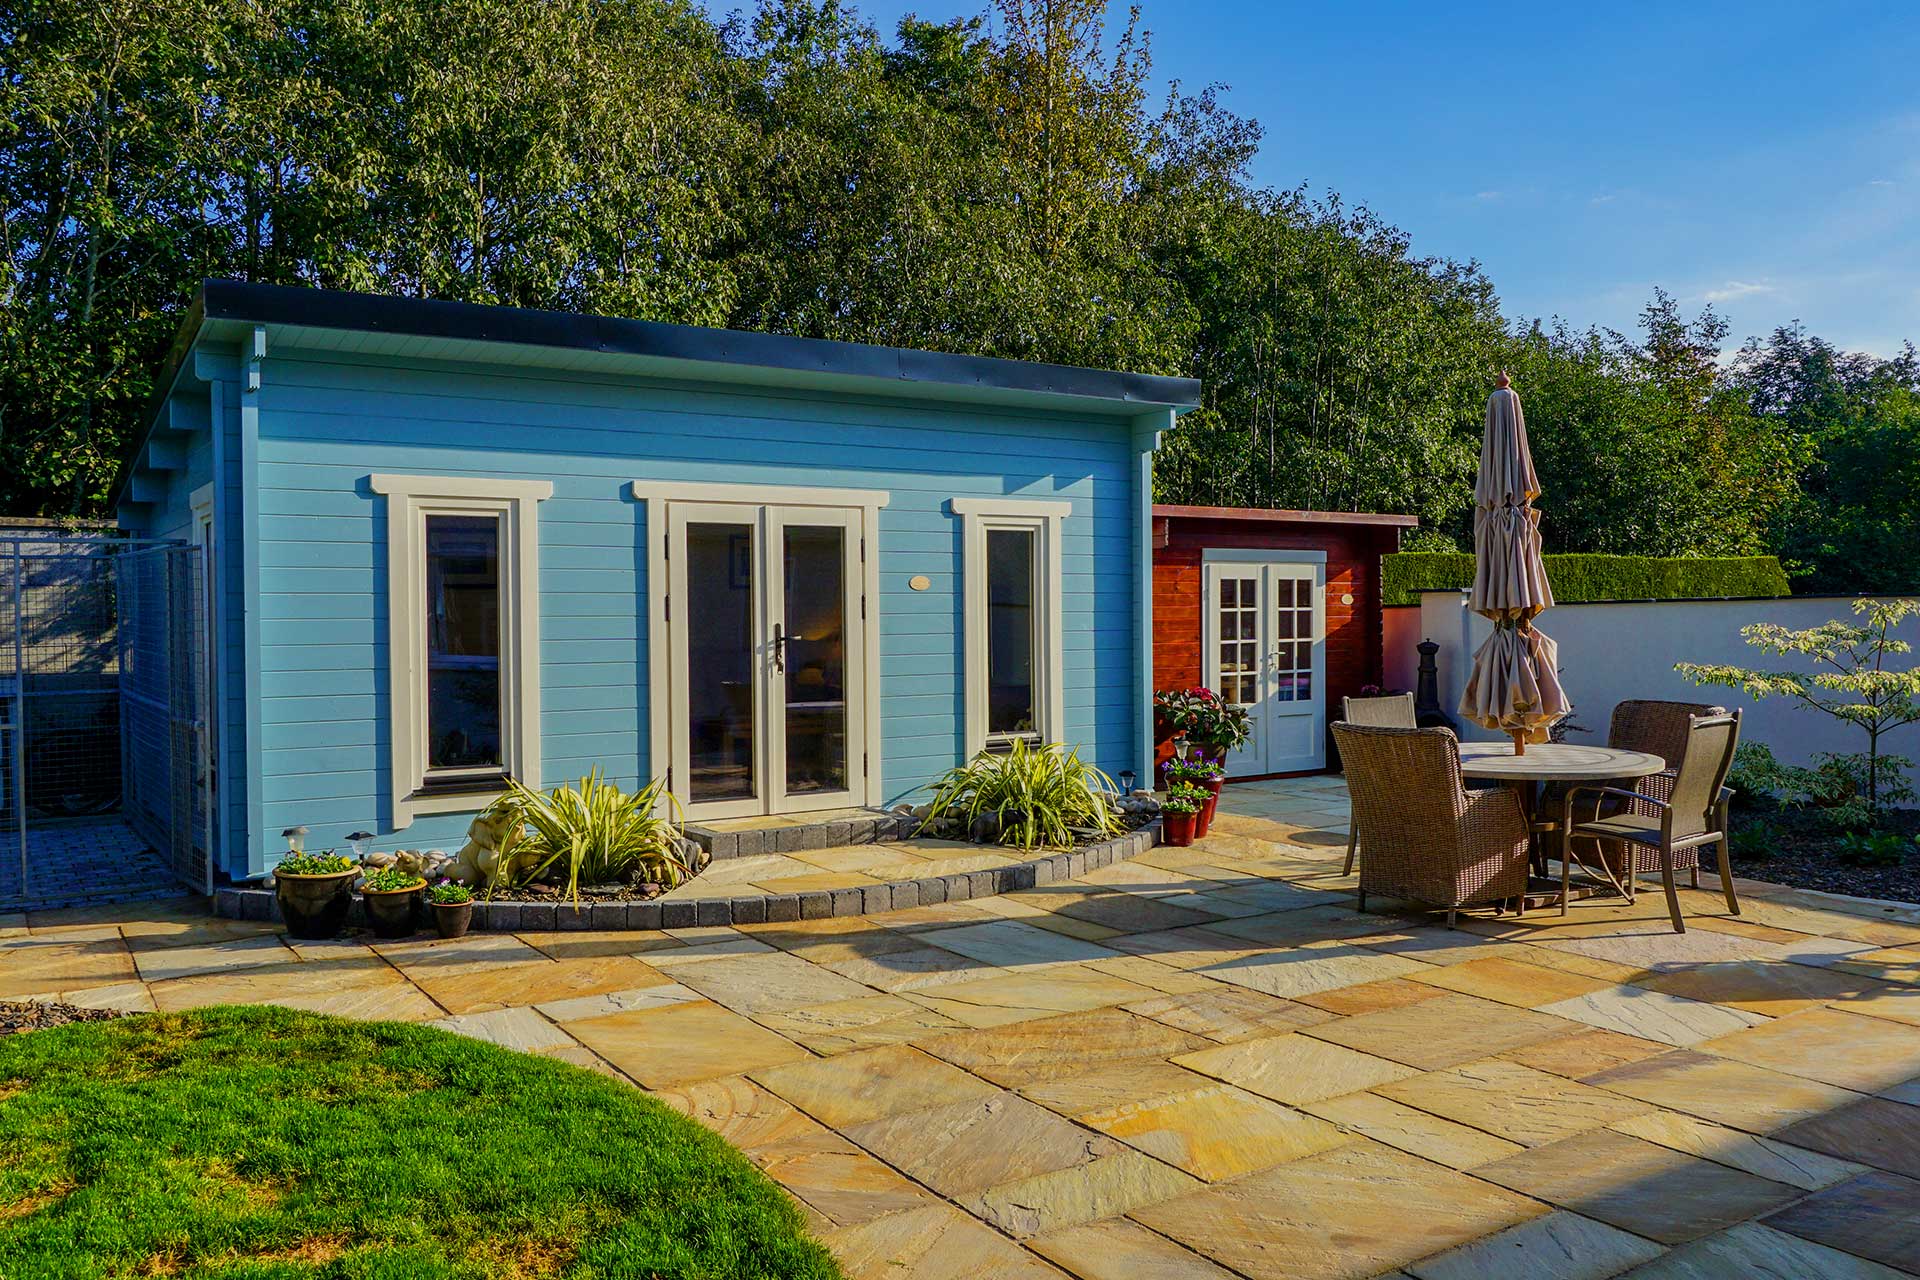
left=1152, top=515, right=1400, bottom=777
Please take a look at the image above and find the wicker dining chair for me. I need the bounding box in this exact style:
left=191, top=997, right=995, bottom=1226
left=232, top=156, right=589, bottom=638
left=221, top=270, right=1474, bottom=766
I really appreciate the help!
left=1570, top=699, right=1727, bottom=889
left=1560, top=710, right=1743, bottom=933
left=1332, top=722, right=1531, bottom=928
left=1339, top=694, right=1417, bottom=875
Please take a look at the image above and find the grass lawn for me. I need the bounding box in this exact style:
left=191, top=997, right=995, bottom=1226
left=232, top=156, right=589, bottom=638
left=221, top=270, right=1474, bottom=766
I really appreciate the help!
left=0, top=1006, right=843, bottom=1280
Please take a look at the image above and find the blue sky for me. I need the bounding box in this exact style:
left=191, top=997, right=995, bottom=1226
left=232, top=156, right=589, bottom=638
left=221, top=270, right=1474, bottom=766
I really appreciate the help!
left=806, top=0, right=1920, bottom=355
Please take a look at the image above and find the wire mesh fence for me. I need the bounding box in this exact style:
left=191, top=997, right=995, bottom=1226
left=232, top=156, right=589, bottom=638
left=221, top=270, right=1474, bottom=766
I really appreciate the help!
left=0, top=533, right=205, bottom=910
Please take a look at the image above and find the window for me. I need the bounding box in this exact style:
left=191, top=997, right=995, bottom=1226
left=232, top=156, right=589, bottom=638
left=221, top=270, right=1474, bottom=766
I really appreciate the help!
left=951, top=497, right=1067, bottom=757
left=370, top=474, right=551, bottom=828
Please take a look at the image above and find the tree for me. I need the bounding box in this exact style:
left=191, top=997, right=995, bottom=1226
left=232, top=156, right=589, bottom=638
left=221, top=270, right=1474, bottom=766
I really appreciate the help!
left=1676, top=599, right=1920, bottom=822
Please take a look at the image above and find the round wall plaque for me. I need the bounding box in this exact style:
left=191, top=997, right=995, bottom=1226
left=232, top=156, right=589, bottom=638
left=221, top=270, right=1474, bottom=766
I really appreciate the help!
left=1340, top=592, right=1355, bottom=606
left=909, top=575, right=932, bottom=591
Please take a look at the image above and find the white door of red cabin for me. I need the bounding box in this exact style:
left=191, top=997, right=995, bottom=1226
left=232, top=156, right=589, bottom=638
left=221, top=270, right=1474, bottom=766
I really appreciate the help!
left=1201, top=556, right=1326, bottom=775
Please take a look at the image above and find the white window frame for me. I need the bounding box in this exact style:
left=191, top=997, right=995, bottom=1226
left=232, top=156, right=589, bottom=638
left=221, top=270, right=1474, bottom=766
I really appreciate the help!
left=370, top=474, right=551, bottom=828
left=950, top=496, right=1068, bottom=757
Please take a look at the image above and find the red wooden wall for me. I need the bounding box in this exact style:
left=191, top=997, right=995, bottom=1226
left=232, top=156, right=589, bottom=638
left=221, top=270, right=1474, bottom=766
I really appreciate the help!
left=1151, top=510, right=1404, bottom=779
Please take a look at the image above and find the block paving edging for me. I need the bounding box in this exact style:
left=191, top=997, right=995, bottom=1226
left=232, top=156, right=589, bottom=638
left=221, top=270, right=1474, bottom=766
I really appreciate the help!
left=212, top=822, right=1163, bottom=932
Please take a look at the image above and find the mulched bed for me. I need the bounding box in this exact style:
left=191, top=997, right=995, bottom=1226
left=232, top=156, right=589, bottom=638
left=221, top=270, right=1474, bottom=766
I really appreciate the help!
left=1727, top=803, right=1920, bottom=904
left=0, top=1000, right=127, bottom=1037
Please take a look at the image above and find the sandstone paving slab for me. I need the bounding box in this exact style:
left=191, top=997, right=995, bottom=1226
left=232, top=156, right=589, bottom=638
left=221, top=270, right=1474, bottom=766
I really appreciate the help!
left=902, top=968, right=1166, bottom=1031
left=820, top=944, right=995, bottom=992
left=1773, top=1096, right=1920, bottom=1180
left=1539, top=925, right=1789, bottom=973
left=563, top=999, right=809, bottom=1087
left=871, top=901, right=1001, bottom=930
left=533, top=981, right=702, bottom=1023
left=1293, top=976, right=1452, bottom=1016
left=1408, top=956, right=1617, bottom=1008
left=1050, top=890, right=1224, bottom=935
left=1200, top=941, right=1434, bottom=1000
left=375, top=931, right=547, bottom=973
left=823, top=1203, right=1070, bottom=1280
left=413, top=954, right=674, bottom=1016
left=1611, top=1108, right=1869, bottom=1190
left=649, top=1074, right=830, bottom=1151
left=1534, top=984, right=1768, bottom=1048
left=428, top=1005, right=577, bottom=1053
left=1474, top=1128, right=1800, bottom=1244
left=919, top=1007, right=1208, bottom=1087
left=1101, top=925, right=1262, bottom=971
left=750, top=1128, right=942, bottom=1229
left=925, top=919, right=1124, bottom=971
left=1018, top=1059, right=1229, bottom=1119
left=746, top=871, right=883, bottom=896
left=963, top=1148, right=1202, bottom=1238
left=841, top=1092, right=1125, bottom=1198
left=1083, top=954, right=1222, bottom=995
left=666, top=949, right=878, bottom=1014
left=1687, top=915, right=1818, bottom=946
left=1206, top=905, right=1396, bottom=949
left=1405, top=1209, right=1666, bottom=1280
left=514, top=928, right=686, bottom=959
left=1496, top=942, right=1647, bottom=985
left=128, top=932, right=291, bottom=983
left=1501, top=1027, right=1672, bottom=1080
left=1833, top=946, right=1920, bottom=987
left=150, top=960, right=444, bottom=1022
left=1883, top=1078, right=1920, bottom=1106
left=1173, top=1030, right=1419, bottom=1105
left=31, top=980, right=156, bottom=1012
left=1634, top=957, right=1898, bottom=1016
left=1838, top=982, right=1920, bottom=1029
left=1617, top=1221, right=1913, bottom=1280
left=1736, top=898, right=1920, bottom=949
left=1376, top=1058, right=1653, bottom=1147
left=751, top=992, right=966, bottom=1055
left=1584, top=1049, right=1865, bottom=1134
left=120, top=917, right=283, bottom=951
left=1120, top=986, right=1335, bottom=1042
left=1128, top=1140, right=1545, bottom=1280
left=1303, top=1091, right=1525, bottom=1170
left=1075, top=861, right=1212, bottom=894
left=752, top=1043, right=998, bottom=1129
left=1027, top=1215, right=1242, bottom=1279
left=1073, top=1078, right=1353, bottom=1181
left=742, top=917, right=924, bottom=962
left=1760, top=1170, right=1920, bottom=1273
left=1301, top=992, right=1579, bottom=1070
left=1697, top=1006, right=1920, bottom=1093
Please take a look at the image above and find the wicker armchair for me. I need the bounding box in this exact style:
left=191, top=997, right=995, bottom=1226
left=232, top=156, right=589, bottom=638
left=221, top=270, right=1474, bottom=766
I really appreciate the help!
left=1332, top=722, right=1531, bottom=928
left=1572, top=699, right=1726, bottom=888
left=1339, top=694, right=1417, bottom=876
left=1562, top=711, right=1743, bottom=932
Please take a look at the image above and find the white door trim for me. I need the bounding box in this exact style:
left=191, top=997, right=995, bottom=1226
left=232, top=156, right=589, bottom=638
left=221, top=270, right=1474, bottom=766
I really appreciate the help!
left=1202, top=556, right=1328, bottom=775
left=639, top=484, right=883, bottom=818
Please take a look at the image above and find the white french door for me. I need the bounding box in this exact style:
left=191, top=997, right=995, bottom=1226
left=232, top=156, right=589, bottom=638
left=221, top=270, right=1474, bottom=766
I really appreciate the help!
left=1203, top=558, right=1326, bottom=775
left=666, top=502, right=868, bottom=819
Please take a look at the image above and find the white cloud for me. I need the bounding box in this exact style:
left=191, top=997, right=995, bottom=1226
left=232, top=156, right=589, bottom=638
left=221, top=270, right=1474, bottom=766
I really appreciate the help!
left=1702, top=280, right=1776, bottom=303
left=1869, top=178, right=1896, bottom=187
left=1474, top=190, right=1503, bottom=202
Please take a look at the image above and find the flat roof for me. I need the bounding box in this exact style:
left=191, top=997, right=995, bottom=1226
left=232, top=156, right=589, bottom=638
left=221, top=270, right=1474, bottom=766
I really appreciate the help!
left=1153, top=503, right=1418, bottom=528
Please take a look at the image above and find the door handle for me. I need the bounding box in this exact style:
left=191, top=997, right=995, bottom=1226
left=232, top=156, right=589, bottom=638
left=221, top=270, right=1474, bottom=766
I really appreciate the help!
left=772, top=623, right=786, bottom=673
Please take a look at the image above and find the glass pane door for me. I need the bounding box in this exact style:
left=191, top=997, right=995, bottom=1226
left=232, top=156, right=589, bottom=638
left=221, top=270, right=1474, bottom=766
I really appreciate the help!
left=780, top=524, right=848, bottom=796
left=1207, top=565, right=1266, bottom=777
left=683, top=517, right=758, bottom=805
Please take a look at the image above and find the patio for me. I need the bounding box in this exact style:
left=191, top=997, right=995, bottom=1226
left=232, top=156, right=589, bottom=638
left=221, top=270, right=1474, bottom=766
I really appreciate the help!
left=7, top=776, right=1920, bottom=1279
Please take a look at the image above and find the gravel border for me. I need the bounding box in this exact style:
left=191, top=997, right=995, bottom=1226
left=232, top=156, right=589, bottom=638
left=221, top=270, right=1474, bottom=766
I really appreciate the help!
left=212, top=823, right=1162, bottom=933
left=1, top=1000, right=128, bottom=1037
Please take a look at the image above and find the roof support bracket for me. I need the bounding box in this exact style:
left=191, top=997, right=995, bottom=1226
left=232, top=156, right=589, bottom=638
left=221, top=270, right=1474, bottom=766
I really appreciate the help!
left=246, top=326, right=266, bottom=394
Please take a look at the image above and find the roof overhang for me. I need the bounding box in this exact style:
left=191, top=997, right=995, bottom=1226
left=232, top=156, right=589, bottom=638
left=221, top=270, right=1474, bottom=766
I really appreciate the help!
left=1152, top=503, right=1419, bottom=528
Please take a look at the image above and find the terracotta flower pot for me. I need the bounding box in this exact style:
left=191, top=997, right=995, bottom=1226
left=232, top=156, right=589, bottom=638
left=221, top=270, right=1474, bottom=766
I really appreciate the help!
left=362, top=883, right=425, bottom=939
left=1162, top=810, right=1198, bottom=847
left=274, top=870, right=358, bottom=940
left=432, top=900, right=473, bottom=940
left=1196, top=777, right=1225, bottom=838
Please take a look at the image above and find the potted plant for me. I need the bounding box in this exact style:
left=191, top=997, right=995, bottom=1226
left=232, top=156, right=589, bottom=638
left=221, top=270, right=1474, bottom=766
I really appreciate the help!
left=359, top=865, right=426, bottom=939
left=273, top=840, right=358, bottom=940
left=428, top=880, right=474, bottom=939
left=1169, top=758, right=1227, bottom=837
left=1154, top=688, right=1252, bottom=783
left=1160, top=784, right=1207, bottom=847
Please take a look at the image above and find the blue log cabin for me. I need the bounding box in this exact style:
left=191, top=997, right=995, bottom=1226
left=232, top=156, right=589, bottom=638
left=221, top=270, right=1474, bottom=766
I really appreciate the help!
left=111, top=282, right=1200, bottom=881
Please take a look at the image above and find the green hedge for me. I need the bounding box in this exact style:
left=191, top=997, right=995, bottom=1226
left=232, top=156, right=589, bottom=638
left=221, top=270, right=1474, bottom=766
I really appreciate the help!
left=1382, top=553, right=1791, bottom=608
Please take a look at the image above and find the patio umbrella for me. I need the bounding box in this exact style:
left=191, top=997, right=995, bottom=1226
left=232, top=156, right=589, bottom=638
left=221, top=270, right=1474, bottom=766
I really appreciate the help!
left=1458, top=372, right=1569, bottom=752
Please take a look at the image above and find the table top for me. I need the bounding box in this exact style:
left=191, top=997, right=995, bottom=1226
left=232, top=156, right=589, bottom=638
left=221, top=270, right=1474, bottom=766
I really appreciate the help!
left=1456, top=741, right=1666, bottom=782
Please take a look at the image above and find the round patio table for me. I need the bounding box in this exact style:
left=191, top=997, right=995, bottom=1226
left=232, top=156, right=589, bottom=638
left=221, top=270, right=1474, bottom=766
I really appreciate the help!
left=1456, top=742, right=1666, bottom=908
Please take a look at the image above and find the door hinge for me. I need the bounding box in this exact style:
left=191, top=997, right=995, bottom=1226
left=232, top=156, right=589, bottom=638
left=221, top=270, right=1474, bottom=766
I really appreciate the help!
left=664, top=595, right=670, bottom=622
left=664, top=532, right=670, bottom=561
left=860, top=535, right=866, bottom=561
left=863, top=751, right=869, bottom=777
left=861, top=594, right=867, bottom=620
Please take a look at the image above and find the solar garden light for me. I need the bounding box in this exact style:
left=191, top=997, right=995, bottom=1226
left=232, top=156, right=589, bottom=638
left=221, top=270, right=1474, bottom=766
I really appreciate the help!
left=282, top=825, right=309, bottom=856
left=1119, top=770, right=1136, bottom=794
left=346, top=831, right=375, bottom=861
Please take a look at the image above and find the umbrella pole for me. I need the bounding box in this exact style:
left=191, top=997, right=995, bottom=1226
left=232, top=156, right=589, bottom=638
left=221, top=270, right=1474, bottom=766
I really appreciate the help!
left=1510, top=728, right=1527, bottom=757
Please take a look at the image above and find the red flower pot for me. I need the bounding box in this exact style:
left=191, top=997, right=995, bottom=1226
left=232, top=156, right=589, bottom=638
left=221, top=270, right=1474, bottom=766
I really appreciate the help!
left=1196, top=777, right=1224, bottom=838
left=1162, top=810, right=1198, bottom=847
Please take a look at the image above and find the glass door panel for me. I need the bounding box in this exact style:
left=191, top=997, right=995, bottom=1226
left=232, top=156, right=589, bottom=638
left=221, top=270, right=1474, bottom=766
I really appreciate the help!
left=1263, top=564, right=1325, bottom=773
left=1206, top=565, right=1266, bottom=777
left=780, top=524, right=848, bottom=796
left=683, top=518, right=758, bottom=805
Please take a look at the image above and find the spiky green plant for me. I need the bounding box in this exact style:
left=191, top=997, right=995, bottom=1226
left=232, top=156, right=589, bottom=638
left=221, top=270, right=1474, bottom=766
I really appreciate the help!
left=920, top=740, right=1122, bottom=852
left=481, top=770, right=689, bottom=903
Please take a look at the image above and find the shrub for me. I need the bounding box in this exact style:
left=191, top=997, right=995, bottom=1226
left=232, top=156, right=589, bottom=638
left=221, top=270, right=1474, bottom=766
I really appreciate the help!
left=360, top=866, right=424, bottom=893
left=1836, top=830, right=1914, bottom=868
left=481, top=769, right=692, bottom=901
left=428, top=881, right=472, bottom=905
left=1381, top=553, right=1792, bottom=608
left=276, top=850, right=352, bottom=876
left=920, top=740, right=1121, bottom=852
left=1154, top=686, right=1252, bottom=758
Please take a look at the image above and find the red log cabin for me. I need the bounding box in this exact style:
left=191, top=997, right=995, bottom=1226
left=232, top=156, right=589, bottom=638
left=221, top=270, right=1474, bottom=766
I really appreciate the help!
left=1152, top=505, right=1417, bottom=781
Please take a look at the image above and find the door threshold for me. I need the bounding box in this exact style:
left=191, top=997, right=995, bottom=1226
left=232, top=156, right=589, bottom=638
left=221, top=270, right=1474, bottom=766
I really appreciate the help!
left=686, top=807, right=910, bottom=860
